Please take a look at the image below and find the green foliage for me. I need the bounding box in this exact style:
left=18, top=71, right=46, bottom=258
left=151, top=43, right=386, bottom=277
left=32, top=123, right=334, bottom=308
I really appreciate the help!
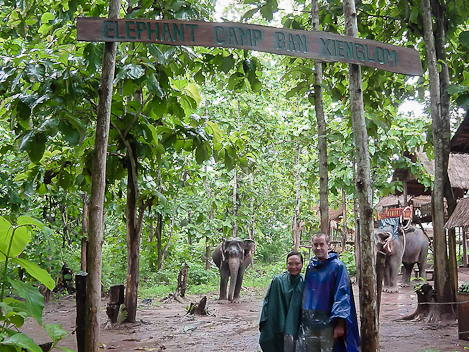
left=339, top=246, right=357, bottom=277
left=0, top=215, right=71, bottom=351
left=459, top=281, right=469, bottom=293
left=411, top=277, right=427, bottom=292
left=187, top=263, right=217, bottom=286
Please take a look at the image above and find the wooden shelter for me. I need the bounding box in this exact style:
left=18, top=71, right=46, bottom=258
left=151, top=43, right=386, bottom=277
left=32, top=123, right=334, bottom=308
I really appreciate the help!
left=301, top=204, right=354, bottom=255
left=377, top=110, right=469, bottom=265
left=445, top=197, right=469, bottom=267
left=379, top=150, right=469, bottom=223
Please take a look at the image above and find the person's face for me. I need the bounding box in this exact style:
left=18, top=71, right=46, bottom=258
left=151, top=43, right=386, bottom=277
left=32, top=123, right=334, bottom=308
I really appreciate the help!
left=287, top=255, right=303, bottom=277
left=313, top=235, right=329, bottom=261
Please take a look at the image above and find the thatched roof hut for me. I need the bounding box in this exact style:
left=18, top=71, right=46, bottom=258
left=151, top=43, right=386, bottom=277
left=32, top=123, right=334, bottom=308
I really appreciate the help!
left=374, top=195, right=432, bottom=212
left=312, top=204, right=344, bottom=221
left=416, top=151, right=469, bottom=196
left=444, top=197, right=469, bottom=229
left=450, top=110, right=469, bottom=153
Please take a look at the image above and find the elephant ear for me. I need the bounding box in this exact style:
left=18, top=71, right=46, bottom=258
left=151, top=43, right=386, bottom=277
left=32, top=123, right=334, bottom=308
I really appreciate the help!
left=222, top=240, right=231, bottom=253
left=243, top=239, right=255, bottom=257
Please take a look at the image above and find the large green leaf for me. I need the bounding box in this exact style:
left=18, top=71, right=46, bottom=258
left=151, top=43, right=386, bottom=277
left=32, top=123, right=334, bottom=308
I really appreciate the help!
left=460, top=31, right=469, bottom=48
left=83, top=43, right=102, bottom=72
left=1, top=332, right=43, bottom=352
left=205, top=121, right=222, bottom=145
left=184, top=83, right=202, bottom=105
left=0, top=218, right=30, bottom=260
left=44, top=324, right=68, bottom=345
left=9, top=279, right=45, bottom=325
left=19, top=131, right=46, bottom=164
left=11, top=258, right=55, bottom=290
left=17, top=216, right=46, bottom=230
left=221, top=55, right=235, bottom=73
left=58, top=120, right=81, bottom=146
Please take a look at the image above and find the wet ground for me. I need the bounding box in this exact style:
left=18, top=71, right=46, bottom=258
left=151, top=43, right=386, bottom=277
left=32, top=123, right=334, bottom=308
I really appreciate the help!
left=20, top=268, right=469, bottom=352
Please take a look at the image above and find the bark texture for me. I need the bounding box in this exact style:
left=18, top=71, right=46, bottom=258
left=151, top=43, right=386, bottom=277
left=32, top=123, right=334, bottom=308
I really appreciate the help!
left=343, top=0, right=379, bottom=350
left=125, top=154, right=139, bottom=322
left=433, top=0, right=457, bottom=305
left=421, top=0, right=454, bottom=316
left=311, top=0, right=329, bottom=235
left=84, top=1, right=120, bottom=350
left=293, top=144, right=302, bottom=251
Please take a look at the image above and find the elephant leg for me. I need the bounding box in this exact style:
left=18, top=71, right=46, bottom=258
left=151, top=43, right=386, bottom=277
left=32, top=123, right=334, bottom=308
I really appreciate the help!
left=232, top=266, right=247, bottom=303
left=227, top=258, right=241, bottom=302
left=402, top=263, right=413, bottom=286
left=383, top=258, right=400, bottom=293
left=417, top=259, right=426, bottom=280
left=218, top=265, right=229, bottom=301
left=418, top=248, right=428, bottom=277
left=383, top=263, right=391, bottom=288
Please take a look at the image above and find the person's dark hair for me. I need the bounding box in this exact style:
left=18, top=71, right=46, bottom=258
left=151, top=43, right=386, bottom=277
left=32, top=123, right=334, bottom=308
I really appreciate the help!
left=312, top=232, right=330, bottom=244
left=286, top=251, right=303, bottom=264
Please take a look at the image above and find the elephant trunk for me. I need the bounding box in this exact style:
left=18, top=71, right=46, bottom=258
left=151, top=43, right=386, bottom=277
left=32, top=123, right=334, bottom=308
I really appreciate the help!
left=227, top=257, right=240, bottom=302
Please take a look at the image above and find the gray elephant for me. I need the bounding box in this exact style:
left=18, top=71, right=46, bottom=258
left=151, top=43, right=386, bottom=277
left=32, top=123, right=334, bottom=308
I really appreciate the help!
left=375, top=225, right=429, bottom=292
left=212, top=237, right=255, bottom=303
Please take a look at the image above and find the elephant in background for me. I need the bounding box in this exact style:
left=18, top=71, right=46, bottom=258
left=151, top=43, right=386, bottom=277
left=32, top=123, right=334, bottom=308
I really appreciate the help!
left=375, top=225, right=429, bottom=293
left=212, top=237, right=255, bottom=303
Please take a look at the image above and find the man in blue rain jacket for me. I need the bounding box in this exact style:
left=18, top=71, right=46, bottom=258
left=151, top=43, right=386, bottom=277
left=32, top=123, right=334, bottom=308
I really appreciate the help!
left=297, top=232, right=359, bottom=352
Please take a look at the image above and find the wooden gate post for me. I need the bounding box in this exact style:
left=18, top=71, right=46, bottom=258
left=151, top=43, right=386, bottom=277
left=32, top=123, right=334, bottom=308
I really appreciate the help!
left=76, top=272, right=88, bottom=352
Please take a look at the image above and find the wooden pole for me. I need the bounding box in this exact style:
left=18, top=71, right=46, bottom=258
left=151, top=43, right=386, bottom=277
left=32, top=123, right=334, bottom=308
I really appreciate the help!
left=343, top=0, right=379, bottom=350
left=84, top=0, right=121, bottom=350
left=76, top=272, right=87, bottom=352
left=463, top=227, right=468, bottom=268
left=311, top=0, right=329, bottom=236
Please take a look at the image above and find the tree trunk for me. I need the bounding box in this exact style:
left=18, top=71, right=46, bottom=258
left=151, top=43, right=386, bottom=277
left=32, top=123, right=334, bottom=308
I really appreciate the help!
left=156, top=165, right=163, bottom=270
left=249, top=174, right=255, bottom=240
left=232, top=167, right=239, bottom=237
left=204, top=165, right=214, bottom=270
left=149, top=220, right=155, bottom=271
left=433, top=0, right=458, bottom=308
left=84, top=0, right=120, bottom=350
left=187, top=210, right=192, bottom=246
left=81, top=192, right=88, bottom=273
left=343, top=0, right=379, bottom=350
left=125, top=148, right=140, bottom=323
left=156, top=213, right=163, bottom=270
left=176, top=263, right=188, bottom=298
left=353, top=163, right=361, bottom=278
left=341, top=187, right=348, bottom=251
left=421, top=0, right=454, bottom=316
left=311, top=0, right=329, bottom=235
left=162, top=212, right=176, bottom=262
left=293, top=143, right=302, bottom=251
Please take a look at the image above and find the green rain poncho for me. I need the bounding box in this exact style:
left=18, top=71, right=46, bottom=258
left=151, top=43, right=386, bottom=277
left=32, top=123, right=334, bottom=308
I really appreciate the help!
left=259, top=271, right=304, bottom=352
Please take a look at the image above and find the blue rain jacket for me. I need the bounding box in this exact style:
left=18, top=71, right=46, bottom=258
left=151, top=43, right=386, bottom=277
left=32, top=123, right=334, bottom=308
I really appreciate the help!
left=301, top=252, right=359, bottom=352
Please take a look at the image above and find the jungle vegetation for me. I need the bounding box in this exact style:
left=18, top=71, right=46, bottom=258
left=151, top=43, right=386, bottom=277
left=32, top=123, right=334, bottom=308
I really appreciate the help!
left=0, top=0, right=469, bottom=350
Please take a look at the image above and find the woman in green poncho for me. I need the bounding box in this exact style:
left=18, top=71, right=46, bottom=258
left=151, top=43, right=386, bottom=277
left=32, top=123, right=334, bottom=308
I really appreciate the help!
left=259, top=251, right=304, bottom=352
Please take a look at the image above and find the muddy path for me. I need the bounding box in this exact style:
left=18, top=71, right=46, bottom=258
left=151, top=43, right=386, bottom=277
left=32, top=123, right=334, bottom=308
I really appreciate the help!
left=20, top=268, right=469, bottom=352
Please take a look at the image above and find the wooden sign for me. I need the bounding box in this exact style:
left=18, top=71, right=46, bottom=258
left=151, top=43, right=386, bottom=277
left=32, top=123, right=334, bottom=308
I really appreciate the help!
left=77, top=18, right=422, bottom=76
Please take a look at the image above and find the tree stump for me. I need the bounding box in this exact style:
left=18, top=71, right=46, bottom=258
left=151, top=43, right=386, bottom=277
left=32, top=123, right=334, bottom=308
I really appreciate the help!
left=402, top=283, right=435, bottom=321
left=187, top=296, right=207, bottom=315
left=106, top=284, right=125, bottom=324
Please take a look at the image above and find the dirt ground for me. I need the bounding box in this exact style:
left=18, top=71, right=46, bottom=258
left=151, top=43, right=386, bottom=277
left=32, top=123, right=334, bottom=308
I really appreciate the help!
left=20, top=268, right=469, bottom=352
